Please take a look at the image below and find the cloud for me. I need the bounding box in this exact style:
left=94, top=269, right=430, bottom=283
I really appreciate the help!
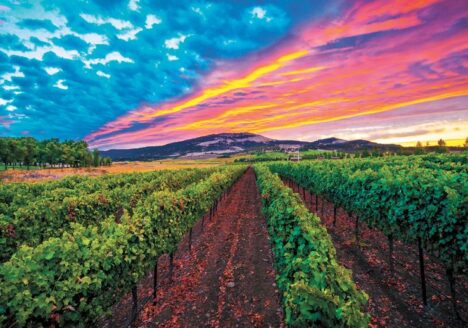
left=1, top=66, right=25, bottom=82
left=145, top=15, right=161, bottom=29
left=17, top=18, right=58, bottom=32
left=80, top=14, right=133, bottom=30
left=52, top=35, right=90, bottom=53
left=96, top=70, right=111, bottom=78
left=164, top=35, right=187, bottom=50
left=251, top=7, right=267, bottom=19
left=0, top=34, right=29, bottom=51
left=53, top=79, right=68, bottom=89
left=117, top=27, right=143, bottom=41
left=44, top=67, right=60, bottom=75
left=128, top=0, right=140, bottom=12
left=84, top=51, right=134, bottom=67
left=167, top=54, right=178, bottom=61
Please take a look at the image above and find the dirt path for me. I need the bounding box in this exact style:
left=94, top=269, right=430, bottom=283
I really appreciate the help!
left=137, top=168, right=283, bottom=327
left=283, top=179, right=467, bottom=328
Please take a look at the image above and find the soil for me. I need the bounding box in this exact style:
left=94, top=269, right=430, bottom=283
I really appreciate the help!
left=284, top=179, right=468, bottom=328
left=133, top=167, right=284, bottom=327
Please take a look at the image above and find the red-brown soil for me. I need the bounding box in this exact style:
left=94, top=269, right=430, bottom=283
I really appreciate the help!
left=133, top=168, right=283, bottom=327
left=284, top=179, right=467, bottom=328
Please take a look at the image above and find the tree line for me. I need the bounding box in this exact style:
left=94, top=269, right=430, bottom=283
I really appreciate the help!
left=0, top=137, right=111, bottom=170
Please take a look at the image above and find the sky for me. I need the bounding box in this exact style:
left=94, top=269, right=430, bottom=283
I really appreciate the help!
left=0, top=0, right=467, bottom=149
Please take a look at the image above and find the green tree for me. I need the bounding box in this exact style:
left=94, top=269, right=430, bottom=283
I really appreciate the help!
left=21, top=137, right=38, bottom=169
left=92, top=149, right=100, bottom=167
left=0, top=138, right=10, bottom=169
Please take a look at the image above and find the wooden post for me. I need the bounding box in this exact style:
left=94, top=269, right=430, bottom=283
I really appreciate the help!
left=333, top=205, right=337, bottom=227
left=446, top=264, right=461, bottom=320
left=188, top=227, right=192, bottom=251
left=131, top=285, right=138, bottom=323
left=153, top=261, right=158, bottom=303
left=169, top=252, right=174, bottom=282
left=388, top=235, right=394, bottom=276
left=201, top=214, right=204, bottom=232
left=315, top=194, right=318, bottom=212
left=355, top=215, right=359, bottom=244
left=417, top=238, right=427, bottom=306
left=321, top=197, right=324, bottom=217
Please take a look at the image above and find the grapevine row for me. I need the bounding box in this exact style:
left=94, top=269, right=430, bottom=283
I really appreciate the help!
left=267, top=156, right=467, bottom=317
left=0, top=168, right=221, bottom=262
left=267, top=158, right=467, bottom=273
left=254, top=165, right=369, bottom=327
left=0, top=166, right=245, bottom=326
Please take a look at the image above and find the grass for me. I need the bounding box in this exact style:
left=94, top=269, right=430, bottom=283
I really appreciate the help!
left=0, top=164, right=42, bottom=170
left=0, top=158, right=230, bottom=184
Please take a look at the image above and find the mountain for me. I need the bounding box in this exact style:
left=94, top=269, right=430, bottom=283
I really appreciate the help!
left=100, top=132, right=401, bottom=161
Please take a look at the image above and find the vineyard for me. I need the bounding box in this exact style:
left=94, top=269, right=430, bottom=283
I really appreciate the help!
left=0, top=154, right=466, bottom=327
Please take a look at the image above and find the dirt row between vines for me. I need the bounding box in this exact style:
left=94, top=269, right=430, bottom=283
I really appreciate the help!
left=284, top=179, right=467, bottom=328
left=120, top=167, right=283, bottom=327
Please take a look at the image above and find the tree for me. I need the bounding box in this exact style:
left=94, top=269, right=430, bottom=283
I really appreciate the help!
left=45, top=139, right=61, bottom=167
left=92, top=149, right=100, bottom=167
left=464, top=137, right=468, bottom=148
left=0, top=138, right=9, bottom=169
left=21, top=137, right=38, bottom=169
left=438, top=139, right=446, bottom=147
left=0, top=137, right=110, bottom=169
left=416, top=141, right=422, bottom=148
left=7, top=139, right=19, bottom=167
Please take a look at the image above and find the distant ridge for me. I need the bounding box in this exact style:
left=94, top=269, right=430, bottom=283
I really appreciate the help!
left=100, top=132, right=401, bottom=161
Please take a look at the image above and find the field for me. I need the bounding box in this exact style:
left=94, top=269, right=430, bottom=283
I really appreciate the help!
left=0, top=154, right=466, bottom=327
left=0, top=158, right=230, bottom=184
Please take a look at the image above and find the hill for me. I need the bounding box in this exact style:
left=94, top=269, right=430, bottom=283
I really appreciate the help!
left=100, top=132, right=401, bottom=161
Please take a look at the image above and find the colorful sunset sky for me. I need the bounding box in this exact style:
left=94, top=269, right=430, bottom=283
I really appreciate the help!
left=1, top=0, right=467, bottom=149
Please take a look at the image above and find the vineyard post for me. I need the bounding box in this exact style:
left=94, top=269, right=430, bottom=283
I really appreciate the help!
left=301, top=186, right=306, bottom=201
left=131, top=285, right=138, bottom=324
left=417, top=238, right=427, bottom=306
left=201, top=214, right=204, bottom=232
left=315, top=194, right=318, bottom=212
left=333, top=205, right=337, bottom=227
left=321, top=197, right=324, bottom=217
left=355, top=215, right=359, bottom=244
left=388, top=234, right=394, bottom=276
left=169, top=252, right=174, bottom=282
left=153, top=260, right=158, bottom=303
left=188, top=227, right=192, bottom=251
left=446, top=261, right=461, bottom=320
